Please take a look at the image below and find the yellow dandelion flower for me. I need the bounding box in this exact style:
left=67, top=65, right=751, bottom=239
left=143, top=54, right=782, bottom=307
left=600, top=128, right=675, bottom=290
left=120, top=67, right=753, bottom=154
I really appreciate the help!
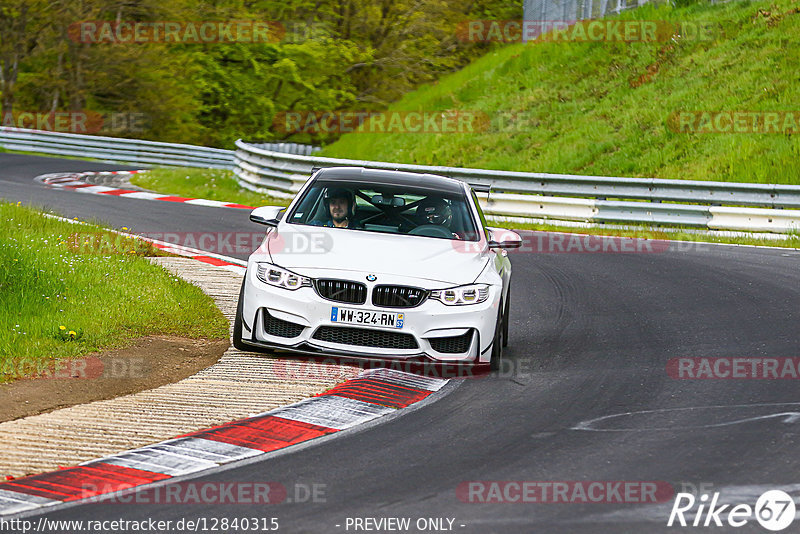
left=59, top=325, right=66, bottom=330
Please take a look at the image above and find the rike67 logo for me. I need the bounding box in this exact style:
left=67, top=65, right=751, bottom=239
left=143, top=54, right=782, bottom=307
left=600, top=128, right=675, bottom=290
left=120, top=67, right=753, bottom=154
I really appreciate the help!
left=668, top=490, right=796, bottom=531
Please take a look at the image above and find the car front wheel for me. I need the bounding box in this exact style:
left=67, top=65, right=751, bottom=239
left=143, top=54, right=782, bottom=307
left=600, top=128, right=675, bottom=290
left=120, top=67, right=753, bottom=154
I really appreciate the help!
left=502, top=282, right=510, bottom=348
left=232, top=275, right=273, bottom=354
left=489, top=305, right=505, bottom=371
left=232, top=278, right=250, bottom=351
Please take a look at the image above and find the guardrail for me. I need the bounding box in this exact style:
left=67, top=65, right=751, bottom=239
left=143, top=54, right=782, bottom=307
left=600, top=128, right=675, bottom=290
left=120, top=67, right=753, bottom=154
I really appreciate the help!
left=248, top=142, right=320, bottom=156
left=0, top=127, right=235, bottom=169
left=3, top=127, right=797, bottom=234
left=234, top=139, right=800, bottom=234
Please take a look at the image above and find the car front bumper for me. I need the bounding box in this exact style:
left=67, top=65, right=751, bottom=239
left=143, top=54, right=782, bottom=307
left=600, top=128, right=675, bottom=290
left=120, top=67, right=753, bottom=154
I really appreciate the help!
left=239, top=266, right=501, bottom=364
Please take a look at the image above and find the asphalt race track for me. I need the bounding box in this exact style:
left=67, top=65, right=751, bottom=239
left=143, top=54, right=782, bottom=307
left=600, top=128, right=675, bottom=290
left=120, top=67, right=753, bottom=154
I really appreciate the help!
left=3, top=153, right=800, bottom=533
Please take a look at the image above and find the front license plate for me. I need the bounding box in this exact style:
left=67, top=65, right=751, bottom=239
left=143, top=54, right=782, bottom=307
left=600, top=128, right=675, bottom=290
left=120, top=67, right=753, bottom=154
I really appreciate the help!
left=331, top=307, right=404, bottom=329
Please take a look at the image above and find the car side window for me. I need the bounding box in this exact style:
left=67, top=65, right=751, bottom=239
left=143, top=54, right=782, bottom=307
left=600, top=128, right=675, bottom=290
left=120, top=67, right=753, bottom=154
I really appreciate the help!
left=289, top=186, right=323, bottom=224
left=471, top=190, right=489, bottom=239
left=288, top=180, right=480, bottom=240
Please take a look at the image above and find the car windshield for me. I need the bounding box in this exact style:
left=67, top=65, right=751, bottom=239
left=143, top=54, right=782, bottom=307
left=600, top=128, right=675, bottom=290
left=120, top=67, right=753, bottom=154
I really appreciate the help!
left=287, top=180, right=480, bottom=241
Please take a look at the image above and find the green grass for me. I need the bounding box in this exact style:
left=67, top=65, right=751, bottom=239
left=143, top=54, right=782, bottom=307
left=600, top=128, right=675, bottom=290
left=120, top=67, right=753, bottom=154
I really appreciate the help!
left=131, top=168, right=290, bottom=208
left=0, top=202, right=229, bottom=382
left=321, top=0, right=800, bottom=184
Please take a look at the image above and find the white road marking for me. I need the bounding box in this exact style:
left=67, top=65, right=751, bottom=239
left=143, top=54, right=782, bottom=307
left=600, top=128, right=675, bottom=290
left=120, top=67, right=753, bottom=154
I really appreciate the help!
left=573, top=402, right=800, bottom=432
left=139, top=437, right=263, bottom=464
left=0, top=490, right=60, bottom=515
left=363, top=368, right=449, bottom=391
left=89, top=449, right=219, bottom=477
left=266, top=395, right=394, bottom=430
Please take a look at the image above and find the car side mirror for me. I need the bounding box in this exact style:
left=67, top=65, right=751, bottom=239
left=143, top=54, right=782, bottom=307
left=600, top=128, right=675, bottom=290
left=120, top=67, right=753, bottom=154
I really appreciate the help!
left=250, top=206, right=285, bottom=227
left=487, top=227, right=523, bottom=250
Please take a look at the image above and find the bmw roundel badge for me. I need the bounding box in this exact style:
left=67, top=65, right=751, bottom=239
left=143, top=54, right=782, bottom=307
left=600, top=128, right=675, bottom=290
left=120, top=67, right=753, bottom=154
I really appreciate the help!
left=366, top=274, right=377, bottom=282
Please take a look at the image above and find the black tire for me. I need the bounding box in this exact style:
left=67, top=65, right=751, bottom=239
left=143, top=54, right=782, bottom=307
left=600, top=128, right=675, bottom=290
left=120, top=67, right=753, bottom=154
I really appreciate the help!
left=232, top=277, right=250, bottom=351
left=502, top=282, right=510, bottom=348
left=232, top=274, right=273, bottom=354
left=489, top=305, right=505, bottom=372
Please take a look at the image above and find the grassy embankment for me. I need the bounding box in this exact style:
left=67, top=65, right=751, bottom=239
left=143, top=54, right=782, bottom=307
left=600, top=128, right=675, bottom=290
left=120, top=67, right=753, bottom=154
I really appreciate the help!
left=321, top=0, right=800, bottom=185
left=0, top=202, right=229, bottom=382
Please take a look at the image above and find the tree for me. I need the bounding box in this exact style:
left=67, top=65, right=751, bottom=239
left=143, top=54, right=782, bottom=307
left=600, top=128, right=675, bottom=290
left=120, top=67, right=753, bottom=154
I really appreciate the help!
left=3, top=0, right=521, bottom=145
left=0, top=0, right=48, bottom=114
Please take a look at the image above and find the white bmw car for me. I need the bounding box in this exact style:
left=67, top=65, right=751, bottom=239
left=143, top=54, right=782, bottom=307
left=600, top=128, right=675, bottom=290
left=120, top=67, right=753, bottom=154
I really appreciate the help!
left=233, top=167, right=521, bottom=369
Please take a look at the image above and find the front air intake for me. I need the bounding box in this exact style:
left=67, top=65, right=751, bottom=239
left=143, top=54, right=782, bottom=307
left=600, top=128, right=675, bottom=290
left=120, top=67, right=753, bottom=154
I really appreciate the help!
left=372, top=285, right=428, bottom=308
left=314, top=279, right=367, bottom=304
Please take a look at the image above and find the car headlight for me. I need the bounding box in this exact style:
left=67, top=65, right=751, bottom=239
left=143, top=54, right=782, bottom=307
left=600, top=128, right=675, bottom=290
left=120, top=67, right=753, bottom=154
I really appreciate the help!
left=256, top=263, right=312, bottom=290
left=430, top=284, right=490, bottom=305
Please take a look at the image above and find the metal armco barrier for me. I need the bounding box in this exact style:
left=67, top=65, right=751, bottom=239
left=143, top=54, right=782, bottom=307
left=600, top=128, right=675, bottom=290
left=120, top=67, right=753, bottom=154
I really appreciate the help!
left=233, top=139, right=800, bottom=234
left=0, top=127, right=235, bottom=169
left=2, top=127, right=797, bottom=234
left=250, top=142, right=320, bottom=156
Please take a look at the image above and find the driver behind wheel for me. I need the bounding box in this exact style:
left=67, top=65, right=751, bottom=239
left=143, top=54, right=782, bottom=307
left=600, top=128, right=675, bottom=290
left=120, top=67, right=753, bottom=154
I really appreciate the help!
left=417, top=197, right=453, bottom=226
left=317, top=187, right=361, bottom=228
left=415, top=197, right=463, bottom=239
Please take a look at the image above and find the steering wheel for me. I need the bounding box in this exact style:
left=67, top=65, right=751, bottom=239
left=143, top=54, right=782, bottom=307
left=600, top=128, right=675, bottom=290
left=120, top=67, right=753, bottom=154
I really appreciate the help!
left=408, top=224, right=453, bottom=238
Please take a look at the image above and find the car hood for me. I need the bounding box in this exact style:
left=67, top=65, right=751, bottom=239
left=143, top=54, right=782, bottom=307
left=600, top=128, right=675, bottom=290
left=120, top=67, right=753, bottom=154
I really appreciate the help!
left=264, top=225, right=488, bottom=285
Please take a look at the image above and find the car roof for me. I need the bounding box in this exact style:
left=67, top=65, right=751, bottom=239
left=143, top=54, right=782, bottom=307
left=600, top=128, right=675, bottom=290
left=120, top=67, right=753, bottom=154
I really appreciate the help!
left=312, top=167, right=466, bottom=195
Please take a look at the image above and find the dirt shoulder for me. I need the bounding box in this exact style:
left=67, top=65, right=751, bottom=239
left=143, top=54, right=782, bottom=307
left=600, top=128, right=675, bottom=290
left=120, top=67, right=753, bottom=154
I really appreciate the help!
left=0, top=336, right=228, bottom=423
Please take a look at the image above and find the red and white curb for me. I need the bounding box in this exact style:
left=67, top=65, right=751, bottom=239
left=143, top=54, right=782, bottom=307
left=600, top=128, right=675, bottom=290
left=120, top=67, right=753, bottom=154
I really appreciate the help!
left=0, top=369, right=447, bottom=516
left=147, top=239, right=246, bottom=274
left=37, top=170, right=253, bottom=272
left=44, top=212, right=248, bottom=274
left=35, top=171, right=255, bottom=210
